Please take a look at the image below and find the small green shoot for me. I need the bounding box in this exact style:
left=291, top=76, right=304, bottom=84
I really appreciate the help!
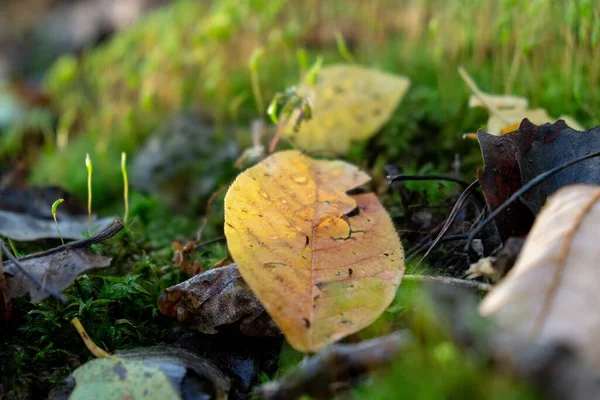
left=85, top=153, right=92, bottom=232
left=267, top=93, right=284, bottom=124
left=334, top=31, right=355, bottom=62
left=249, top=47, right=266, bottom=117
left=8, top=238, right=20, bottom=256
left=304, top=56, right=323, bottom=86
left=296, top=48, right=309, bottom=76
left=51, top=198, right=65, bottom=244
left=121, top=152, right=129, bottom=224
left=56, top=108, right=76, bottom=150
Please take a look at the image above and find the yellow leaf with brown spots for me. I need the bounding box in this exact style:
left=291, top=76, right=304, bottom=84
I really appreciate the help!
left=224, top=150, right=404, bottom=352
left=283, top=65, right=410, bottom=155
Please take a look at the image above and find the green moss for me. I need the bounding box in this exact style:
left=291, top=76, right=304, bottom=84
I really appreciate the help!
left=0, top=192, right=231, bottom=397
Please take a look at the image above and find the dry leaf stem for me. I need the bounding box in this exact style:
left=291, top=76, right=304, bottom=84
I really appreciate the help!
left=403, top=274, right=492, bottom=291
left=71, top=317, right=114, bottom=359
left=6, top=220, right=124, bottom=263
left=417, top=180, right=480, bottom=266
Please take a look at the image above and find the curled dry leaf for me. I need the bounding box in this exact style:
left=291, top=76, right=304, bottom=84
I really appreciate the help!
left=467, top=90, right=583, bottom=135
left=480, top=185, right=600, bottom=369
left=224, top=150, right=404, bottom=352
left=159, top=264, right=280, bottom=337
left=477, top=120, right=600, bottom=240
left=284, top=65, right=410, bottom=154
left=3, top=220, right=122, bottom=302
left=5, top=248, right=111, bottom=302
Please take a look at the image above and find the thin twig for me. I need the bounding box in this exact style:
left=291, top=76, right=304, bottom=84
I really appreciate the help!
left=4, top=220, right=124, bottom=263
left=404, top=274, right=492, bottom=291
left=193, top=236, right=226, bottom=251
left=196, top=186, right=229, bottom=242
left=269, top=117, right=288, bottom=154
left=387, top=174, right=471, bottom=189
left=465, top=149, right=600, bottom=250
left=417, top=180, right=480, bottom=266
left=257, top=331, right=413, bottom=400
left=405, top=234, right=469, bottom=262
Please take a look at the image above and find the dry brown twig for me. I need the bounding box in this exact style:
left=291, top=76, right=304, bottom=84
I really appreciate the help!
left=257, top=331, right=413, bottom=400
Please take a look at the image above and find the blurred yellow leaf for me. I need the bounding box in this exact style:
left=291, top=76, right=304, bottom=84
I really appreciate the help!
left=284, top=65, right=410, bottom=154
left=224, top=150, right=404, bottom=352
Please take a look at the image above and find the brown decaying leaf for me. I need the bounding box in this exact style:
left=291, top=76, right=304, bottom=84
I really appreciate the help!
left=477, top=119, right=600, bottom=241
left=4, top=248, right=111, bottom=302
left=224, top=150, right=404, bottom=352
left=159, top=264, right=280, bottom=337
left=480, top=185, right=600, bottom=369
left=2, top=220, right=122, bottom=303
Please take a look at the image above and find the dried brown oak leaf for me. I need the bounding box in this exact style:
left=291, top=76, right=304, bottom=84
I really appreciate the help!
left=477, top=119, right=600, bottom=240
left=159, top=263, right=280, bottom=337
left=224, top=150, right=404, bottom=352
left=480, top=185, right=600, bottom=369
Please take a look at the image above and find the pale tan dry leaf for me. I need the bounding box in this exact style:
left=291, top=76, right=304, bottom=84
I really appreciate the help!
left=468, top=93, right=529, bottom=110
left=466, top=90, right=584, bottom=135
left=480, top=185, right=600, bottom=369
left=557, top=115, right=585, bottom=132
left=486, top=108, right=552, bottom=135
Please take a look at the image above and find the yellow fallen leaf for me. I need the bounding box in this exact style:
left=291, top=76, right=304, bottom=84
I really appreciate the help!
left=224, top=150, right=404, bottom=352
left=480, top=185, right=600, bottom=369
left=284, top=65, right=410, bottom=154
